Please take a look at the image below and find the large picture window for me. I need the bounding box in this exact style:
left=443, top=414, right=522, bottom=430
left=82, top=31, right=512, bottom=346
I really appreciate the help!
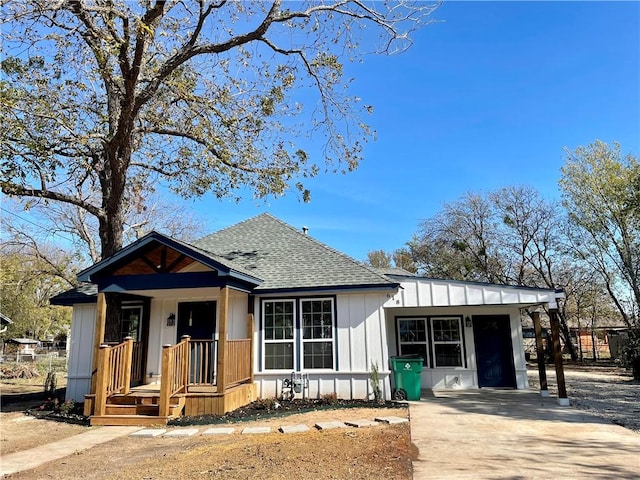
left=263, top=300, right=295, bottom=370
left=397, top=318, right=428, bottom=366
left=431, top=317, right=463, bottom=367
left=301, top=299, right=334, bottom=369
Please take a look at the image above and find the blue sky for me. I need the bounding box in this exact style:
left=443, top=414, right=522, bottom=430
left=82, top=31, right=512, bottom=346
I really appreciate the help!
left=193, top=1, right=638, bottom=262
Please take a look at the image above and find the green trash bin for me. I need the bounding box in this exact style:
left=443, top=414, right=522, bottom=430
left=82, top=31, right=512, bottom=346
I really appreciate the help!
left=390, top=355, right=424, bottom=401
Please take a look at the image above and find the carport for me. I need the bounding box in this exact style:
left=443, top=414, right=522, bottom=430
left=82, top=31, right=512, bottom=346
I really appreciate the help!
left=384, top=276, right=569, bottom=404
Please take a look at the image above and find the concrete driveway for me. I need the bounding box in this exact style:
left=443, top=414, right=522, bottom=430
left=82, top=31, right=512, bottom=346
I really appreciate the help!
left=410, top=390, right=640, bottom=479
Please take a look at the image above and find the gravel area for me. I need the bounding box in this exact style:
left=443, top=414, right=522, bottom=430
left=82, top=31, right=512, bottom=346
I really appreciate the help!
left=527, top=364, right=640, bottom=432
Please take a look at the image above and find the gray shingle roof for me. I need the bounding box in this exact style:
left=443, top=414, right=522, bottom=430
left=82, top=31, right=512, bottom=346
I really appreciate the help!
left=193, top=213, right=396, bottom=291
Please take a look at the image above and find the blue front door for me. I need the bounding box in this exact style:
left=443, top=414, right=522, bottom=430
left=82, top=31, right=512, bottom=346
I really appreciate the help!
left=472, top=315, right=516, bottom=388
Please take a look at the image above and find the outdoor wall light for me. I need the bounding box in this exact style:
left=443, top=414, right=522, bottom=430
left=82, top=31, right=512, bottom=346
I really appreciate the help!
left=167, top=313, right=175, bottom=326
left=465, top=316, right=472, bottom=328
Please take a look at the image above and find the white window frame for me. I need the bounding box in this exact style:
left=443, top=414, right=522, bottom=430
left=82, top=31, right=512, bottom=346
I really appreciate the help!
left=430, top=316, right=464, bottom=368
left=396, top=317, right=429, bottom=367
left=300, top=297, right=335, bottom=371
left=262, top=299, right=296, bottom=371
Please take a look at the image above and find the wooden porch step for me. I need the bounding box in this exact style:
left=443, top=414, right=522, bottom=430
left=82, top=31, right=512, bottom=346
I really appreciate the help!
left=104, top=404, right=160, bottom=416
left=90, top=415, right=170, bottom=426
left=108, top=393, right=161, bottom=406
left=104, top=402, right=184, bottom=416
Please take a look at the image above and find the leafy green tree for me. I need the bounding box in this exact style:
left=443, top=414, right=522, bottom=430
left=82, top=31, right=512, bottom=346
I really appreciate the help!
left=1, top=1, right=439, bottom=342
left=560, top=140, right=639, bottom=377
left=392, top=248, right=418, bottom=273
left=0, top=251, right=72, bottom=341
left=366, top=249, right=392, bottom=269
left=1, top=0, right=439, bottom=260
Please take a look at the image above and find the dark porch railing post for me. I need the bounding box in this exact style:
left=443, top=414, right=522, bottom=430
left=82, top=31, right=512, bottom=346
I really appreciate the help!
left=532, top=311, right=549, bottom=397
left=550, top=308, right=569, bottom=406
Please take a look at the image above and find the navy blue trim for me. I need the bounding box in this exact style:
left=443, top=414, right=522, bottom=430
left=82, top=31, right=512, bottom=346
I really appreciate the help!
left=77, top=232, right=262, bottom=286
left=96, top=272, right=255, bottom=292
left=50, top=296, right=97, bottom=306
left=50, top=291, right=151, bottom=306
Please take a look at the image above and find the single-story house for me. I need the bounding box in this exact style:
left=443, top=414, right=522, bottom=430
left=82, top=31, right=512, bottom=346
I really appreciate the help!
left=52, top=214, right=564, bottom=425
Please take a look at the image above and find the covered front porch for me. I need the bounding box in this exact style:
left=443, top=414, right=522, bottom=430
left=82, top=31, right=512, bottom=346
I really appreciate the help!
left=85, top=288, right=257, bottom=426
left=66, top=233, right=264, bottom=426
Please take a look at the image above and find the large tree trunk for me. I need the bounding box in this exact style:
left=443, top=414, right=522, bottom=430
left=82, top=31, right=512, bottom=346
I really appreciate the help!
left=104, top=294, right=122, bottom=343
left=99, top=150, right=129, bottom=340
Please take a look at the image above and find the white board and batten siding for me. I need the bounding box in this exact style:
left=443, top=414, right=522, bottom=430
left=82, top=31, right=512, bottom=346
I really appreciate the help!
left=66, top=304, right=97, bottom=402
left=253, top=291, right=392, bottom=401
left=385, top=278, right=559, bottom=309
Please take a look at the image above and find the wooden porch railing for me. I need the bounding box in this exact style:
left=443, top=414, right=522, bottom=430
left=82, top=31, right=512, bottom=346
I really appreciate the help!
left=157, top=336, right=252, bottom=416
left=188, top=339, right=217, bottom=386
left=225, top=339, right=251, bottom=386
left=131, top=341, right=144, bottom=384
left=159, top=336, right=189, bottom=417
left=94, top=338, right=134, bottom=416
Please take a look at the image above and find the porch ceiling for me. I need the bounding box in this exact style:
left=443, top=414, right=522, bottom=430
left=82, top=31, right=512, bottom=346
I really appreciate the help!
left=385, top=276, right=562, bottom=309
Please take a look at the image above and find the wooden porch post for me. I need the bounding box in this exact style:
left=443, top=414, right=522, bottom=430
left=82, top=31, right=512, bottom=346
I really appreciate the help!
left=532, top=311, right=549, bottom=397
left=181, top=335, right=191, bottom=391
left=549, top=308, right=569, bottom=406
left=159, top=344, right=173, bottom=417
left=217, top=286, right=228, bottom=393
left=122, top=337, right=134, bottom=395
left=94, top=344, right=110, bottom=417
left=90, top=292, right=107, bottom=394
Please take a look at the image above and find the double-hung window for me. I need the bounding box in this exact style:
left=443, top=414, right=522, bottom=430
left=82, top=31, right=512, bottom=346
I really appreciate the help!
left=431, top=317, right=463, bottom=367
left=263, top=300, right=295, bottom=370
left=397, top=316, right=464, bottom=368
left=301, top=299, right=334, bottom=369
left=263, top=298, right=335, bottom=370
left=397, top=318, right=429, bottom=366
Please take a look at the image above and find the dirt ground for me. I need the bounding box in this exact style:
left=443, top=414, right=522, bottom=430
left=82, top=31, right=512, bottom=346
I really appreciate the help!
left=1, top=377, right=87, bottom=455
left=527, top=363, right=640, bottom=431
left=1, top=364, right=637, bottom=479
left=3, top=407, right=414, bottom=480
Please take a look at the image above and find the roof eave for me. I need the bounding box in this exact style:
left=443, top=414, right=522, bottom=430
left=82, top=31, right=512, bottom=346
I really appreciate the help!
left=77, top=232, right=262, bottom=287
left=254, top=282, right=399, bottom=295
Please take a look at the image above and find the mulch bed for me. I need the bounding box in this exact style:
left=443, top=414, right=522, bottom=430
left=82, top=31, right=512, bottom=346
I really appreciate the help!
left=169, top=398, right=407, bottom=426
